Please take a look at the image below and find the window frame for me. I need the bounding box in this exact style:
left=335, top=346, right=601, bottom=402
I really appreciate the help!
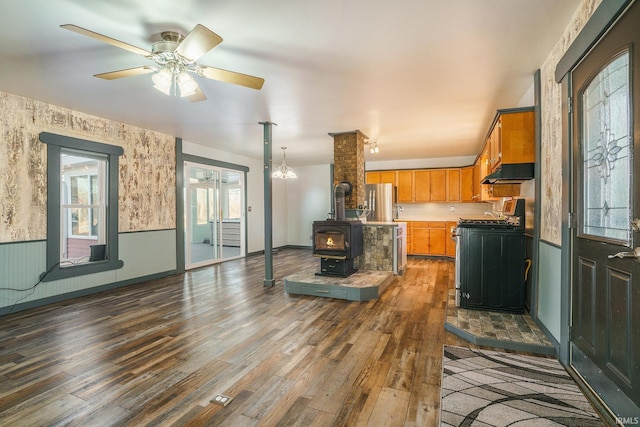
left=63, top=157, right=105, bottom=240
left=40, top=132, right=124, bottom=282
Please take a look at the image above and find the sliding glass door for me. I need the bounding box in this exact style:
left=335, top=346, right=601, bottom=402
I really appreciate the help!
left=184, top=162, right=244, bottom=269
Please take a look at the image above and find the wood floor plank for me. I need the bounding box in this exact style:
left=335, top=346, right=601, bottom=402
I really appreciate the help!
left=0, top=249, right=485, bottom=425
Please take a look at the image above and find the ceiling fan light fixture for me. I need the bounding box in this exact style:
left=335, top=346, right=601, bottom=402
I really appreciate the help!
left=153, top=83, right=172, bottom=95
left=152, top=67, right=173, bottom=93
left=60, top=23, right=264, bottom=103
left=177, top=71, right=198, bottom=97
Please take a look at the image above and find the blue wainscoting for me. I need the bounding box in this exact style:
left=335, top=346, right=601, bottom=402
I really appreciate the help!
left=0, top=229, right=177, bottom=315
left=537, top=241, right=562, bottom=342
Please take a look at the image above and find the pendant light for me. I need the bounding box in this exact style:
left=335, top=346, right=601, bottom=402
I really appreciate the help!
left=272, top=147, right=297, bottom=179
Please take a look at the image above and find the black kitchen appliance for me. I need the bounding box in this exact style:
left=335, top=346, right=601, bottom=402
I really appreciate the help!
left=454, top=198, right=527, bottom=313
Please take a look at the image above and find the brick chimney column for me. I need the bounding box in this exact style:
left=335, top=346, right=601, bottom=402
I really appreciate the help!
left=329, top=130, right=367, bottom=210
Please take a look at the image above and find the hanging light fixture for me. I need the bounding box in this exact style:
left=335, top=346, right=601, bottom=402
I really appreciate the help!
left=272, top=147, right=297, bottom=179
left=365, top=139, right=380, bottom=154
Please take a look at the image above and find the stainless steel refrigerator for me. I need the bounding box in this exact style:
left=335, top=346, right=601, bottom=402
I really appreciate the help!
left=365, top=183, right=396, bottom=222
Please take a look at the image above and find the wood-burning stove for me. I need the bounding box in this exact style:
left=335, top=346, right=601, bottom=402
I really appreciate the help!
left=312, top=220, right=363, bottom=277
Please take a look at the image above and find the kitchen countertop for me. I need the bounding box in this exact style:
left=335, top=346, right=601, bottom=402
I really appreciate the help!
left=364, top=221, right=405, bottom=226
left=397, top=218, right=460, bottom=222
left=398, top=215, right=495, bottom=222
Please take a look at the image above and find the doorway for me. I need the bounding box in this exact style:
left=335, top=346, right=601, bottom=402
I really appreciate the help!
left=570, top=0, right=639, bottom=418
left=184, top=162, right=245, bottom=269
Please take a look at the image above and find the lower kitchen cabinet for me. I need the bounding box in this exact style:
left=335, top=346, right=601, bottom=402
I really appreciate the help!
left=459, top=229, right=525, bottom=313
left=445, top=221, right=457, bottom=257
left=409, top=221, right=446, bottom=256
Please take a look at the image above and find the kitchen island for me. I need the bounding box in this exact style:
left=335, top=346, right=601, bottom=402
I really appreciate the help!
left=355, top=221, right=407, bottom=275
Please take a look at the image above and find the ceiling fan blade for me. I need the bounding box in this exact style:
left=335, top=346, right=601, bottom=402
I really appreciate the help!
left=198, top=65, right=265, bottom=90
left=187, top=86, right=207, bottom=103
left=175, top=24, right=223, bottom=62
left=61, top=24, right=151, bottom=57
left=94, top=66, right=154, bottom=80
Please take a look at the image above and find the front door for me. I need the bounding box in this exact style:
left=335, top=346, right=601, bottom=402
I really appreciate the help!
left=571, top=0, right=640, bottom=418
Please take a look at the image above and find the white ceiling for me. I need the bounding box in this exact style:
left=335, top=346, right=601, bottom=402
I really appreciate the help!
left=0, top=0, right=581, bottom=166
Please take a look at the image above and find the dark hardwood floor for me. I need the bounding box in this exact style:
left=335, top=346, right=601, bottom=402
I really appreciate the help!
left=0, top=249, right=472, bottom=426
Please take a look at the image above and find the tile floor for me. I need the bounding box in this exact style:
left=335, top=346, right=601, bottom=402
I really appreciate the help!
left=445, top=289, right=554, bottom=351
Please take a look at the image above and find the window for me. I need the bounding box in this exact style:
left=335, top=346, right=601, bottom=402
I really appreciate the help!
left=61, top=150, right=107, bottom=264
left=40, top=132, right=124, bottom=281
left=227, top=187, right=242, bottom=219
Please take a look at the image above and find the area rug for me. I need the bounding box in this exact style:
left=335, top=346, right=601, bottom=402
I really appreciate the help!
left=440, top=345, right=603, bottom=426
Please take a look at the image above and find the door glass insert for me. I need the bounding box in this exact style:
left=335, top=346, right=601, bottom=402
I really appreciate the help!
left=582, top=51, right=631, bottom=243
left=184, top=162, right=244, bottom=269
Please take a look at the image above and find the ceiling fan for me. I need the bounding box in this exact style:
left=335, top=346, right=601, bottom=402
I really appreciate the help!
left=61, top=23, right=265, bottom=102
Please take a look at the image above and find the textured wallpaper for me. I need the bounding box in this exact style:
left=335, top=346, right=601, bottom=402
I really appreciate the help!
left=539, top=0, right=602, bottom=245
left=0, top=91, right=176, bottom=243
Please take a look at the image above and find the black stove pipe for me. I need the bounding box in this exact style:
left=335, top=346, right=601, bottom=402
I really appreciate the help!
left=335, top=183, right=347, bottom=221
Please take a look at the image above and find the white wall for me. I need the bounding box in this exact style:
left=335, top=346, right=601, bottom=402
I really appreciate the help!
left=272, top=177, right=288, bottom=248
left=286, top=164, right=332, bottom=246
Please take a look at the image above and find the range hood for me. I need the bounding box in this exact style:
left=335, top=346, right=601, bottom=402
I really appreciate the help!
left=482, top=163, right=534, bottom=184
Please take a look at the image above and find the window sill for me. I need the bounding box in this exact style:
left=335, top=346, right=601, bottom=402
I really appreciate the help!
left=41, top=259, right=124, bottom=282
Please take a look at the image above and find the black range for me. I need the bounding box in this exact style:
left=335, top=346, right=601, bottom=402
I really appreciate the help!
left=454, top=199, right=527, bottom=313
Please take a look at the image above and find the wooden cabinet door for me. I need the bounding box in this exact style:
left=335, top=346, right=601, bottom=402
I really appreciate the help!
left=479, top=145, right=497, bottom=201
left=367, top=171, right=397, bottom=185
left=472, top=163, right=481, bottom=201
left=412, top=227, right=430, bottom=254
left=429, top=170, right=447, bottom=202
left=413, top=170, right=430, bottom=202
left=461, top=166, right=474, bottom=202
left=447, top=169, right=461, bottom=202
left=445, top=221, right=457, bottom=257
left=397, top=171, right=414, bottom=202
left=428, top=227, right=447, bottom=255
left=501, top=110, right=535, bottom=164
left=366, top=172, right=381, bottom=184
left=379, top=171, right=397, bottom=185
left=489, top=120, right=502, bottom=171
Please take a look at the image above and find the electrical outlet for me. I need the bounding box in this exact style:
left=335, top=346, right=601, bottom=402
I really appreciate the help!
left=211, top=394, right=233, bottom=407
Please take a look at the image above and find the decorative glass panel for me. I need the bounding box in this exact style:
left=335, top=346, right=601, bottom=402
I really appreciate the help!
left=582, top=52, right=630, bottom=243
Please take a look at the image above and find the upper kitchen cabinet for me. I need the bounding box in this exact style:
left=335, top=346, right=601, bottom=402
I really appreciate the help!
left=461, top=166, right=475, bottom=202
left=478, top=144, right=498, bottom=201
left=400, top=169, right=450, bottom=203
left=447, top=169, right=461, bottom=202
left=365, top=171, right=397, bottom=185
left=488, top=107, right=535, bottom=173
left=415, top=170, right=447, bottom=202
left=371, top=167, right=469, bottom=203
left=397, top=170, right=414, bottom=203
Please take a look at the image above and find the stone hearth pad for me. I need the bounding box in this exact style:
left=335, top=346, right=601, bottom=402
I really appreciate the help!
left=284, top=268, right=394, bottom=301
